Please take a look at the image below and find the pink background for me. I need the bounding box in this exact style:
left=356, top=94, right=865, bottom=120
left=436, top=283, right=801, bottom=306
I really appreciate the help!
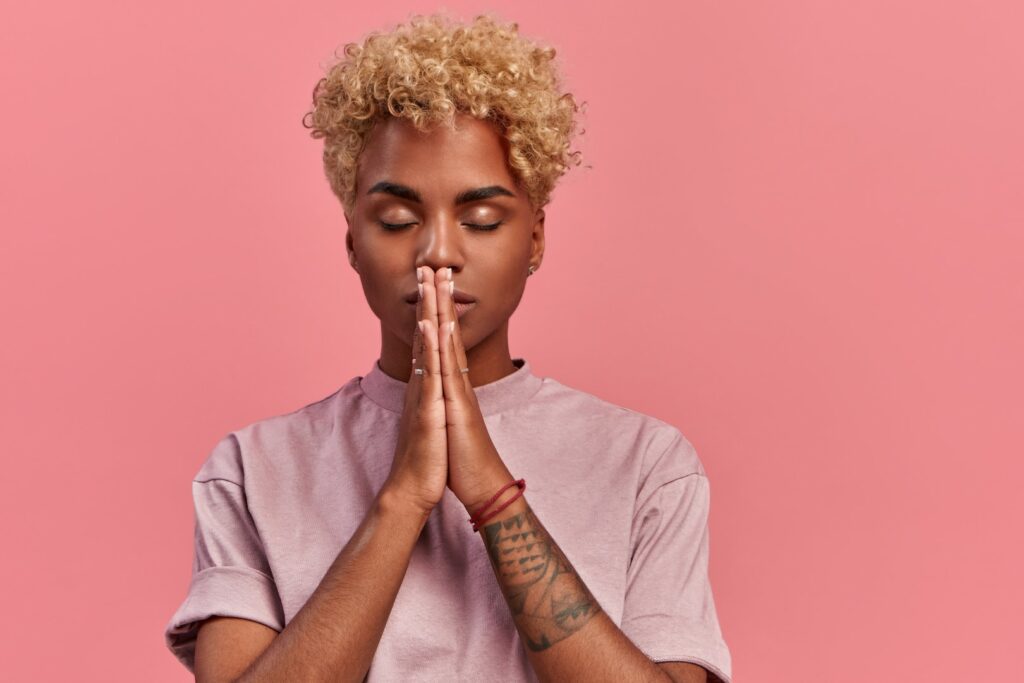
left=2, top=1, right=1021, bottom=680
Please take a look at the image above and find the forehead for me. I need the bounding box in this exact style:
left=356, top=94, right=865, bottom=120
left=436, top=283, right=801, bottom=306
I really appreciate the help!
left=356, top=114, right=517, bottom=197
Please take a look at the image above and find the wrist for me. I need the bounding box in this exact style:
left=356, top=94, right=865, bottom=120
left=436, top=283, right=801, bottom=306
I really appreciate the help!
left=463, top=476, right=527, bottom=524
left=377, top=481, right=434, bottom=523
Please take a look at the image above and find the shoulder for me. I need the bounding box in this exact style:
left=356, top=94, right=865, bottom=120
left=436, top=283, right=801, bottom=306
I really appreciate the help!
left=195, top=378, right=360, bottom=486
left=534, top=376, right=705, bottom=479
left=238, top=380, right=352, bottom=444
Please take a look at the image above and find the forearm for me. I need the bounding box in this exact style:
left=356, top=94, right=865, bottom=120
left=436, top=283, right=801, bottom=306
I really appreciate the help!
left=472, top=488, right=672, bottom=682
left=236, top=485, right=429, bottom=683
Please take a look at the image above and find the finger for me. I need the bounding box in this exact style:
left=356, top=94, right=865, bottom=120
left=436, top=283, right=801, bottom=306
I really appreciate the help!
left=442, top=266, right=473, bottom=395
left=436, top=270, right=468, bottom=413
left=449, top=297, right=476, bottom=402
left=404, top=318, right=428, bottom=415
left=404, top=268, right=426, bottom=412
left=420, top=317, right=443, bottom=409
left=420, top=265, right=438, bottom=339
left=440, top=317, right=465, bottom=414
left=435, top=267, right=475, bottom=402
left=413, top=266, right=425, bottom=367
left=420, top=268, right=442, bottom=406
left=415, top=265, right=437, bottom=396
left=435, top=266, right=455, bottom=352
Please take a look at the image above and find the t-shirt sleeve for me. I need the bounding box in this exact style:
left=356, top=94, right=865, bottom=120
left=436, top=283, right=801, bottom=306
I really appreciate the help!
left=620, top=428, right=733, bottom=683
left=164, top=434, right=285, bottom=673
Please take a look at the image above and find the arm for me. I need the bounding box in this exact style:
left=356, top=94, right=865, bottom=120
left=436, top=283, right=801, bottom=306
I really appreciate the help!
left=466, top=478, right=679, bottom=683
left=429, top=271, right=719, bottom=682
left=195, top=484, right=429, bottom=683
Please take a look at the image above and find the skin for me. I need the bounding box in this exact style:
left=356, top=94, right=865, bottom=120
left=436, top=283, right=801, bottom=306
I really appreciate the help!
left=344, top=112, right=545, bottom=387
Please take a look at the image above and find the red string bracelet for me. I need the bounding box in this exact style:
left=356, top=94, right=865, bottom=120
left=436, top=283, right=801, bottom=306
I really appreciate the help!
left=472, top=483, right=525, bottom=532
left=467, top=478, right=523, bottom=523
left=468, top=478, right=526, bottom=532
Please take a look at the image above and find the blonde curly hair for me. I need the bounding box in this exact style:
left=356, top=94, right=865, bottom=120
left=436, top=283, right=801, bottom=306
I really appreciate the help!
left=301, top=11, right=586, bottom=216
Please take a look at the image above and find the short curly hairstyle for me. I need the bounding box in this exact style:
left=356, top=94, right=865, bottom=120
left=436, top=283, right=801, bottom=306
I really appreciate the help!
left=301, top=11, right=586, bottom=216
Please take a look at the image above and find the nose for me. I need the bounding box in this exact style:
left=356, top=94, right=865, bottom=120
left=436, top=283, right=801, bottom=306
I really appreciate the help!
left=414, top=215, right=464, bottom=276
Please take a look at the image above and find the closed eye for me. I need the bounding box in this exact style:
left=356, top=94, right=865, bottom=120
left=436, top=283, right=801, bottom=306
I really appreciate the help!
left=465, top=221, right=503, bottom=231
left=378, top=221, right=503, bottom=232
left=378, top=221, right=416, bottom=231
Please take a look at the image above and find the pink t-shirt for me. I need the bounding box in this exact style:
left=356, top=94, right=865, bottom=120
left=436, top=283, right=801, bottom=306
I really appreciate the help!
left=165, top=358, right=733, bottom=682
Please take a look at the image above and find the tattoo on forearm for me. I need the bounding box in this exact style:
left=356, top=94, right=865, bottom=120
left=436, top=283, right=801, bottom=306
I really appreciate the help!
left=483, top=507, right=602, bottom=651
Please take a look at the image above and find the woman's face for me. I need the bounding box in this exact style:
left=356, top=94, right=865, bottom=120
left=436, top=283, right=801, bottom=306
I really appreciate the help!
left=345, top=113, right=545, bottom=357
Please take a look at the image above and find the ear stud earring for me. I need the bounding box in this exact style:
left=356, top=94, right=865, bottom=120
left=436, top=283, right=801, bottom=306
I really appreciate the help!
left=527, top=265, right=537, bottom=276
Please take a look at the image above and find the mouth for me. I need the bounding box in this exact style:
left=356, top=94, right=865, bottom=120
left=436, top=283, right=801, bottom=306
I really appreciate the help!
left=405, top=298, right=477, bottom=318
left=404, top=288, right=477, bottom=305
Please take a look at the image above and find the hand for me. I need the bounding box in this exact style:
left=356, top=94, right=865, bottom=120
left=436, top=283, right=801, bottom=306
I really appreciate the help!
left=433, top=267, right=516, bottom=514
left=381, top=266, right=449, bottom=516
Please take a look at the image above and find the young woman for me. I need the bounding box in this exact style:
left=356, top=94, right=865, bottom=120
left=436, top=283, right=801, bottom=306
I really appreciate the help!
left=165, top=13, right=732, bottom=683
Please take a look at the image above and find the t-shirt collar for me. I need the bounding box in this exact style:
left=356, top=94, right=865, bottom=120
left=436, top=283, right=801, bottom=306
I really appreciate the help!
left=359, top=357, right=542, bottom=416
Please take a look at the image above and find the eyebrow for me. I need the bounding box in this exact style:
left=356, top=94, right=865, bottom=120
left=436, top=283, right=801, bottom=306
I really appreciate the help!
left=366, top=181, right=516, bottom=205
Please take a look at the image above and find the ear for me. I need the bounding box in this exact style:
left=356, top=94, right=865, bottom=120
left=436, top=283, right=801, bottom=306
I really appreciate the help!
left=344, top=223, right=358, bottom=272
left=530, top=208, right=545, bottom=270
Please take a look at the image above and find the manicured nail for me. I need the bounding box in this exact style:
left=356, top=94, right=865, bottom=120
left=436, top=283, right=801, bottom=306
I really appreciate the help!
left=416, top=267, right=424, bottom=283
left=449, top=280, right=454, bottom=295
left=418, top=283, right=423, bottom=300
left=446, top=267, right=453, bottom=280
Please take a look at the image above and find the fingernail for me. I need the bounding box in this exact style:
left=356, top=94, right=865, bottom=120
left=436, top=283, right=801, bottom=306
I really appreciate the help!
left=416, top=267, right=424, bottom=283
left=418, top=283, right=423, bottom=300
left=448, top=280, right=454, bottom=295
left=449, top=320, right=455, bottom=332
left=446, top=267, right=453, bottom=280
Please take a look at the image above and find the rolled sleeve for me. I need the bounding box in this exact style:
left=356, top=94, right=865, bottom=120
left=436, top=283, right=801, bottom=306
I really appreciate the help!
left=621, top=431, right=732, bottom=683
left=164, top=436, right=285, bottom=673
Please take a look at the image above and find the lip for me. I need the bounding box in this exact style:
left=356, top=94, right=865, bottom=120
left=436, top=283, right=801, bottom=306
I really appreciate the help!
left=404, top=287, right=477, bottom=304
left=405, top=298, right=477, bottom=318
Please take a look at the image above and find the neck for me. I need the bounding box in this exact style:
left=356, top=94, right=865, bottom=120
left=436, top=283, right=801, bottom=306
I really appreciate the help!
left=377, top=318, right=518, bottom=387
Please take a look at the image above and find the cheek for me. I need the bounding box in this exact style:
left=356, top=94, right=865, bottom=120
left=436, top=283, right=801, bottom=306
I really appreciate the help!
left=479, top=271, right=528, bottom=321
left=356, top=262, right=399, bottom=319
left=471, top=247, right=528, bottom=304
